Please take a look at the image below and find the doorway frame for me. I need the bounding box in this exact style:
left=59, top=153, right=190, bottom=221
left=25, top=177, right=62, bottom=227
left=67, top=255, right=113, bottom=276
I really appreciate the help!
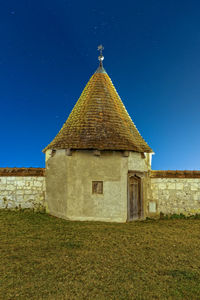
left=127, top=171, right=145, bottom=221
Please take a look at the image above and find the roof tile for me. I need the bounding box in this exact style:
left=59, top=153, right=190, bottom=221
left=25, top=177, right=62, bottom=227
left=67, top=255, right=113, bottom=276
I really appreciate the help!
left=43, top=70, right=152, bottom=153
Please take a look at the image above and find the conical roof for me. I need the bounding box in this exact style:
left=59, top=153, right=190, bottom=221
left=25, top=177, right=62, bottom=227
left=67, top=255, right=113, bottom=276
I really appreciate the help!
left=43, top=62, right=152, bottom=153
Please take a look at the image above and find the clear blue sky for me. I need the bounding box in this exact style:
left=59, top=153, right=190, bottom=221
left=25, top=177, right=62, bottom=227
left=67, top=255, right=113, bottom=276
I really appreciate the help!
left=1, top=0, right=200, bottom=170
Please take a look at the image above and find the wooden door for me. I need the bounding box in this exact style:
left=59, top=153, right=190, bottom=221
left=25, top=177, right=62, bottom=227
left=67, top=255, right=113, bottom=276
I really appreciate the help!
left=128, top=176, right=141, bottom=220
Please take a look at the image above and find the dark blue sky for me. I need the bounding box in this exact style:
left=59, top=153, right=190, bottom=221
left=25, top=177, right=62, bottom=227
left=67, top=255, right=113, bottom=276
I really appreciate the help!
left=1, top=0, right=200, bottom=170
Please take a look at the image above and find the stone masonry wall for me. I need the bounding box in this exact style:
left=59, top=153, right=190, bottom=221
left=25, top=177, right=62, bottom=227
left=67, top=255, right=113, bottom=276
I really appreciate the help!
left=148, top=171, right=200, bottom=216
left=1, top=167, right=200, bottom=218
left=0, top=168, right=46, bottom=211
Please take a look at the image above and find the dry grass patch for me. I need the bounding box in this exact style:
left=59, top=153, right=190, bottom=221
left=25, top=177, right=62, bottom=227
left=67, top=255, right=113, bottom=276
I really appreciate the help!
left=1, top=209, right=200, bottom=299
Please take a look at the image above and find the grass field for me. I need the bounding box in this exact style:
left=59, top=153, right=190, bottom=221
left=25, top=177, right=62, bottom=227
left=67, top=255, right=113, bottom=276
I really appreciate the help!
left=1, top=209, right=200, bottom=300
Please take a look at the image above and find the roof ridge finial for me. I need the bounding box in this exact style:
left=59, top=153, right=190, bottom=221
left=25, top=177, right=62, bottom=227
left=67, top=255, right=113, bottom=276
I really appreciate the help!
left=97, top=44, right=104, bottom=67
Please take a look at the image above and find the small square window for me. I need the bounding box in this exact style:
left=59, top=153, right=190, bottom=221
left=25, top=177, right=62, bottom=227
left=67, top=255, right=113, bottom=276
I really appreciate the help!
left=92, top=181, right=103, bottom=194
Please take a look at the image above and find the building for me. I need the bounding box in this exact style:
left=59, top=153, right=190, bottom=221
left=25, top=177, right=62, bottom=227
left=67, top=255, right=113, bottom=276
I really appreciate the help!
left=42, top=46, right=154, bottom=222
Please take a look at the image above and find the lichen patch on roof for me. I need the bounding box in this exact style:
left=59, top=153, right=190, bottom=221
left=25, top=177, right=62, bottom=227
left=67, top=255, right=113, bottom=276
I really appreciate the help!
left=43, top=68, right=152, bottom=153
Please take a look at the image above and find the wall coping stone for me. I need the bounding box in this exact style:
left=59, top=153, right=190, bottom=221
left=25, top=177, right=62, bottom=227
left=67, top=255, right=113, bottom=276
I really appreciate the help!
left=1, top=168, right=199, bottom=178
left=0, top=168, right=45, bottom=177
left=151, top=170, right=200, bottom=178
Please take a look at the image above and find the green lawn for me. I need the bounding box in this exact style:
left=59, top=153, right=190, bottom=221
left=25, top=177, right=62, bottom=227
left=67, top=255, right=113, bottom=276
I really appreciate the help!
left=1, top=209, right=200, bottom=300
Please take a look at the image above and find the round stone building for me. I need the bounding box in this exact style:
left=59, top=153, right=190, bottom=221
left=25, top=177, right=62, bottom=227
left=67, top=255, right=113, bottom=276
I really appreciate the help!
left=43, top=47, right=153, bottom=222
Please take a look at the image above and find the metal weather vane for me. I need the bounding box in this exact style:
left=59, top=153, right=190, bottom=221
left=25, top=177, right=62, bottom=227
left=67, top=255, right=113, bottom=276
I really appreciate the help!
left=97, top=44, right=104, bottom=66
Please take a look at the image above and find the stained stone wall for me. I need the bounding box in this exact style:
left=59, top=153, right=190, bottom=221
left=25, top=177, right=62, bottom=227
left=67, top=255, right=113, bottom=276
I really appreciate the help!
left=0, top=168, right=46, bottom=211
left=148, top=171, right=200, bottom=216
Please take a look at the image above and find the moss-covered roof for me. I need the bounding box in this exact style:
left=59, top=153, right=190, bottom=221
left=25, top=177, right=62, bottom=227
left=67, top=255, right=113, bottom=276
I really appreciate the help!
left=43, top=65, right=152, bottom=153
